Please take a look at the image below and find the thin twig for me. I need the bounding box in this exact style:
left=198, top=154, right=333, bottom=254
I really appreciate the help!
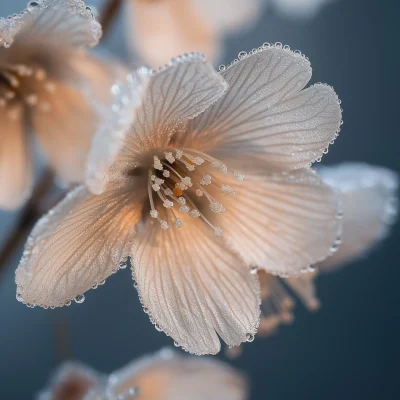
left=0, top=169, right=54, bottom=275
left=100, top=0, right=123, bottom=40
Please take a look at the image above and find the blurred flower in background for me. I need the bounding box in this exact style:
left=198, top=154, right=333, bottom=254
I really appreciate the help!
left=16, top=43, right=342, bottom=355
left=38, top=348, right=247, bottom=400
left=127, top=0, right=337, bottom=67
left=0, top=0, right=123, bottom=210
left=127, top=0, right=263, bottom=66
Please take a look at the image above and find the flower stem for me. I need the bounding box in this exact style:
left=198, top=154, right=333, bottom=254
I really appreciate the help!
left=100, top=0, right=123, bottom=39
left=0, top=169, right=54, bottom=276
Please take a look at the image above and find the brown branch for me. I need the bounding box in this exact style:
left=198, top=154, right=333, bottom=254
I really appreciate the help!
left=0, top=169, right=54, bottom=275
left=100, top=0, right=123, bottom=40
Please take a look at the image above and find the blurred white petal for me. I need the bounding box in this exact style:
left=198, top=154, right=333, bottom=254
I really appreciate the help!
left=32, top=81, right=98, bottom=183
left=318, top=163, right=399, bottom=272
left=37, top=362, right=102, bottom=400
left=132, top=214, right=260, bottom=355
left=186, top=45, right=341, bottom=172
left=193, top=0, right=264, bottom=34
left=105, top=348, right=248, bottom=400
left=15, top=184, right=145, bottom=307
left=0, top=105, right=32, bottom=210
left=128, top=0, right=217, bottom=67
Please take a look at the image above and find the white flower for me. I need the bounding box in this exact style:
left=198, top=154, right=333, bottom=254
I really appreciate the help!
left=254, top=163, right=398, bottom=339
left=16, top=44, right=342, bottom=355
left=0, top=0, right=122, bottom=210
left=38, top=348, right=247, bottom=400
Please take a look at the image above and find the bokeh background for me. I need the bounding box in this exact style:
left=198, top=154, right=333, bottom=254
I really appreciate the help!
left=0, top=0, right=399, bottom=399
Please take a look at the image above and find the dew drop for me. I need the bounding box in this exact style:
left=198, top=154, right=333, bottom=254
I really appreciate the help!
left=218, top=65, right=226, bottom=71
left=74, top=294, right=85, bottom=304
left=155, top=324, right=162, bottom=332
left=16, top=293, right=23, bottom=302
left=246, top=333, right=255, bottom=342
left=250, top=267, right=257, bottom=275
left=174, top=341, right=180, bottom=347
left=238, top=51, right=247, bottom=59
left=27, top=1, right=39, bottom=12
left=3, top=42, right=10, bottom=48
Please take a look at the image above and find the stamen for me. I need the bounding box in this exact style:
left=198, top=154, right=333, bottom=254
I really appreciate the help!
left=146, top=148, right=244, bottom=236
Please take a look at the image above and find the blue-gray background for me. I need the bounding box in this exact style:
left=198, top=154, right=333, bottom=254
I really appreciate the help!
left=0, top=0, right=399, bottom=399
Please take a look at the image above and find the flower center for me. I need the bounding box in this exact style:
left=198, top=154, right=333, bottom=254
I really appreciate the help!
left=147, top=148, right=244, bottom=236
left=0, top=63, right=55, bottom=119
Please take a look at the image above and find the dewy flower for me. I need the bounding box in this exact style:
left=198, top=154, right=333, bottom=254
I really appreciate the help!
left=0, top=0, right=119, bottom=210
left=16, top=43, right=343, bottom=355
left=127, top=0, right=264, bottom=67
left=255, top=163, right=399, bottom=338
left=38, top=348, right=247, bottom=400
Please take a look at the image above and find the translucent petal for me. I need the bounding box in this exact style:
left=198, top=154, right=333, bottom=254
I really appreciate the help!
left=1, top=0, right=101, bottom=50
left=111, top=56, right=227, bottom=177
left=104, top=348, right=248, bottom=400
left=33, top=81, right=98, bottom=183
left=85, top=70, right=149, bottom=194
left=318, top=163, right=399, bottom=272
left=0, top=105, right=32, bottom=210
left=37, top=362, right=102, bottom=400
left=15, top=184, right=145, bottom=307
left=131, top=214, right=260, bottom=355
left=185, top=46, right=341, bottom=171
left=212, top=169, right=341, bottom=276
left=128, top=0, right=217, bottom=67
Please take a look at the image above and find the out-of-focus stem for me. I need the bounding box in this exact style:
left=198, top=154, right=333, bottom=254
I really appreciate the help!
left=0, top=169, right=54, bottom=275
left=100, top=0, right=123, bottom=39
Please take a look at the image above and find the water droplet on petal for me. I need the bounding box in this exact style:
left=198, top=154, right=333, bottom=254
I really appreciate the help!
left=27, top=2, right=39, bottom=12
left=250, top=267, right=258, bottom=275
left=246, top=333, right=255, bottom=342
left=238, top=51, right=247, bottom=59
left=74, top=294, right=85, bottom=304
left=174, top=341, right=180, bottom=347
left=16, top=293, right=23, bottom=302
left=3, top=42, right=10, bottom=48
left=218, top=65, right=226, bottom=71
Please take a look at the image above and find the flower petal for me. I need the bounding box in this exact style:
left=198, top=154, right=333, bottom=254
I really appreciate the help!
left=105, top=348, right=248, bottom=400
left=0, top=106, right=32, bottom=210
left=37, top=362, right=102, bottom=400
left=85, top=70, right=149, bottom=194
left=131, top=215, right=260, bottom=355
left=186, top=45, right=341, bottom=171
left=128, top=0, right=217, bottom=67
left=318, top=163, right=399, bottom=272
left=110, top=56, right=227, bottom=178
left=15, top=184, right=145, bottom=307
left=33, top=81, right=98, bottom=183
left=2, top=0, right=101, bottom=50
left=213, top=169, right=341, bottom=276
